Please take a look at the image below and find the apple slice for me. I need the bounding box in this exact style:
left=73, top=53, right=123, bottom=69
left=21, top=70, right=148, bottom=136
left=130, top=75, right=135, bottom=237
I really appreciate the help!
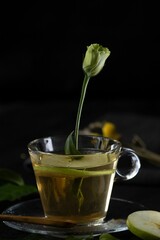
left=126, top=210, right=160, bottom=240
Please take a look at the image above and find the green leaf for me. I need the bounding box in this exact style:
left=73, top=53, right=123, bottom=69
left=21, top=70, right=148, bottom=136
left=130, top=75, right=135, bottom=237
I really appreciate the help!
left=99, top=233, right=120, bottom=240
left=66, top=234, right=119, bottom=240
left=64, top=131, right=81, bottom=155
left=66, top=236, right=93, bottom=240
left=0, top=168, right=24, bottom=186
left=0, top=183, right=38, bottom=201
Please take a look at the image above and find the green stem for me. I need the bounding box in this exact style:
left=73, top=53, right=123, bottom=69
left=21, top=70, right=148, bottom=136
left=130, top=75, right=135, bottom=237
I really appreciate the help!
left=77, top=177, right=84, bottom=212
left=74, top=74, right=90, bottom=149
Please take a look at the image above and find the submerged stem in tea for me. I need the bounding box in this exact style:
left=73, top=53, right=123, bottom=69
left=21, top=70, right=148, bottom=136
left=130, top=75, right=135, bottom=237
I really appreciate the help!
left=63, top=44, right=111, bottom=212
left=64, top=43, right=111, bottom=154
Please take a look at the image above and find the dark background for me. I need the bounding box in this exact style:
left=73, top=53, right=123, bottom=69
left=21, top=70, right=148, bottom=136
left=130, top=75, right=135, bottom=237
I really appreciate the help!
left=0, top=1, right=160, bottom=114
left=0, top=2, right=160, bottom=239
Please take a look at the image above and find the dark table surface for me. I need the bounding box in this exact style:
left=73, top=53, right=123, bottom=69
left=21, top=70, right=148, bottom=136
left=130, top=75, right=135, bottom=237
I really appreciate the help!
left=0, top=100, right=160, bottom=240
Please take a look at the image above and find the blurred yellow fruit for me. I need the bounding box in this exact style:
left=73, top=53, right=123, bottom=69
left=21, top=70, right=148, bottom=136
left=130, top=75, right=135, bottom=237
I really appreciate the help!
left=102, top=122, right=121, bottom=140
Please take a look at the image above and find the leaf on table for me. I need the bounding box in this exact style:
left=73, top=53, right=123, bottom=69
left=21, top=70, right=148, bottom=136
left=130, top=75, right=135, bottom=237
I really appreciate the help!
left=0, top=183, right=38, bottom=201
left=0, top=168, right=24, bottom=186
left=66, top=234, right=120, bottom=240
left=66, top=235, right=94, bottom=240
left=99, top=233, right=120, bottom=240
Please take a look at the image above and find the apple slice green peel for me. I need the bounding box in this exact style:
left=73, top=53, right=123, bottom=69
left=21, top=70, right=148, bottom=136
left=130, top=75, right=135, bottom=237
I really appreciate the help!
left=126, top=210, right=160, bottom=240
left=34, top=165, right=115, bottom=177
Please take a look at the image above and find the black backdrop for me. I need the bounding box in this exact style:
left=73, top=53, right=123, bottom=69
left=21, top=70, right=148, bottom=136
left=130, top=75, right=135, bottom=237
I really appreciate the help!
left=0, top=1, right=160, bottom=110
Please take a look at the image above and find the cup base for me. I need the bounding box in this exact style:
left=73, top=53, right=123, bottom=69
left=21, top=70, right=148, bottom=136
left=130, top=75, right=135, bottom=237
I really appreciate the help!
left=2, top=198, right=146, bottom=238
left=43, top=214, right=106, bottom=227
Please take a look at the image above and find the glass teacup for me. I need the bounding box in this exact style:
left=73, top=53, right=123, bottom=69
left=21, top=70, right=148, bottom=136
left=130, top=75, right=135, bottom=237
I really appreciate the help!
left=28, top=135, right=140, bottom=226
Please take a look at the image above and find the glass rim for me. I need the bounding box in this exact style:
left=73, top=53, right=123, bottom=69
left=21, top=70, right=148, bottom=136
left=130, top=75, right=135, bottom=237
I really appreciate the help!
left=28, top=134, right=122, bottom=156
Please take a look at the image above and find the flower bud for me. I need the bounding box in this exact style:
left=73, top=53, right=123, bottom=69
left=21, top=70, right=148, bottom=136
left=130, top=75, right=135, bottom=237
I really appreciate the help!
left=82, top=43, right=111, bottom=77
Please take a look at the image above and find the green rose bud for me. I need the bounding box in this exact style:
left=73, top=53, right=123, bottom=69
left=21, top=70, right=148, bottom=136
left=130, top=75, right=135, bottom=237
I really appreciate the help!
left=65, top=43, right=111, bottom=212
left=82, top=43, right=111, bottom=77
left=65, top=43, right=111, bottom=154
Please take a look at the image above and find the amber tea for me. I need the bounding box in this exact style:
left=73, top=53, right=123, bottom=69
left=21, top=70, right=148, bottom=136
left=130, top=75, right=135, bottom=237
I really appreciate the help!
left=28, top=135, right=140, bottom=226
left=30, top=152, right=117, bottom=224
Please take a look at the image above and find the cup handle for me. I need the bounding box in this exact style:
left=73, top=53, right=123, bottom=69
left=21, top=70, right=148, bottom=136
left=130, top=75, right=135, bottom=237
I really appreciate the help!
left=115, top=147, right=141, bottom=181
